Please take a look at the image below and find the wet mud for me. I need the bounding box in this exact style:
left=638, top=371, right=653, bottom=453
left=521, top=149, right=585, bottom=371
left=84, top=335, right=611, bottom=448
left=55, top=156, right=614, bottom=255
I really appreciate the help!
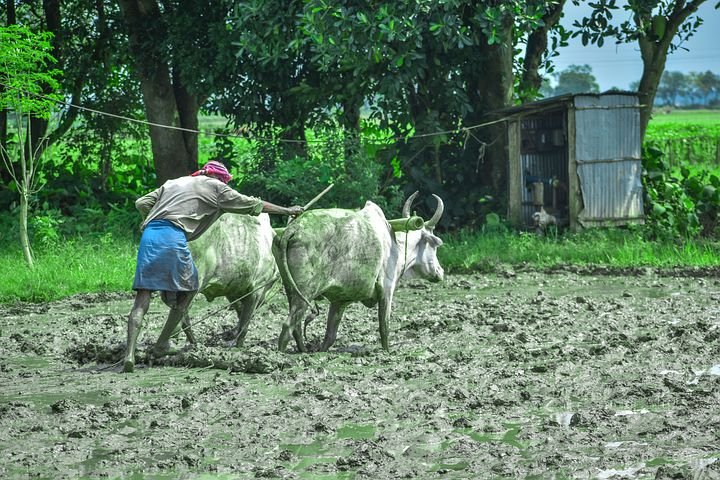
left=1, top=271, right=720, bottom=479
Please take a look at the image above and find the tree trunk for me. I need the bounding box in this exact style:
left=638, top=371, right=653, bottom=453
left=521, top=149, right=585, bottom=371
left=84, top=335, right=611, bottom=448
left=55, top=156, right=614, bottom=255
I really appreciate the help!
left=172, top=71, right=200, bottom=172
left=519, top=0, right=567, bottom=102
left=341, top=97, right=362, bottom=166
left=19, top=191, right=34, bottom=268
left=118, top=0, right=199, bottom=185
left=17, top=114, right=33, bottom=268
left=0, top=108, right=7, bottom=184
left=637, top=42, right=666, bottom=140
left=635, top=0, right=706, bottom=140
left=341, top=97, right=361, bottom=133
left=465, top=13, right=515, bottom=208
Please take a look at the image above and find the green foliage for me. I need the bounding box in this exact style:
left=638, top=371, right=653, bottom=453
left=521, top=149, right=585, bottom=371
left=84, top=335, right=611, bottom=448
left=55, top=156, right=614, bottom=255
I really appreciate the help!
left=641, top=145, right=720, bottom=240
left=31, top=211, right=63, bottom=249
left=230, top=127, right=403, bottom=217
left=481, top=212, right=509, bottom=235
left=0, top=201, right=144, bottom=249
left=572, top=1, right=710, bottom=53
left=0, top=25, right=62, bottom=116
left=0, top=146, right=154, bottom=238
left=645, top=112, right=720, bottom=166
left=221, top=1, right=579, bottom=228
left=645, top=122, right=720, bottom=166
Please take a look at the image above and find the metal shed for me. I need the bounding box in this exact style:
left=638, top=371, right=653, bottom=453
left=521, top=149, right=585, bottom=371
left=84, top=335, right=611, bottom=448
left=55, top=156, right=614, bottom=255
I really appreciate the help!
left=503, top=92, right=644, bottom=230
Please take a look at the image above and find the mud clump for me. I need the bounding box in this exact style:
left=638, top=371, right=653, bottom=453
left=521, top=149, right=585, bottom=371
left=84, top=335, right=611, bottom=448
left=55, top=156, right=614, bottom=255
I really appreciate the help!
left=153, top=345, right=292, bottom=373
left=1, top=271, right=720, bottom=478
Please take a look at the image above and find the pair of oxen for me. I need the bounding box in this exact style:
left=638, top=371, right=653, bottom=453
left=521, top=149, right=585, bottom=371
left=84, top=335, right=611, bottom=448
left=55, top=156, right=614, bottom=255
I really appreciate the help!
left=122, top=192, right=445, bottom=370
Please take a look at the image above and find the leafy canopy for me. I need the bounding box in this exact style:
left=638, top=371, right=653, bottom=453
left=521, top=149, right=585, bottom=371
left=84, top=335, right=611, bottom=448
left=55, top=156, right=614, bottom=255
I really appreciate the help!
left=0, top=25, right=62, bottom=117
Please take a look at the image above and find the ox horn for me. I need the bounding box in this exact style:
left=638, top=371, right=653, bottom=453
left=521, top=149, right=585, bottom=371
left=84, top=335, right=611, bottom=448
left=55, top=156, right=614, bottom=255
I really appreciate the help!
left=402, top=191, right=419, bottom=217
left=425, top=194, right=444, bottom=229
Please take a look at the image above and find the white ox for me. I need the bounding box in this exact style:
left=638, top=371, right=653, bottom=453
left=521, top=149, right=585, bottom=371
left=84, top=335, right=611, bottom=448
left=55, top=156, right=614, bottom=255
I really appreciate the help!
left=273, top=192, right=444, bottom=352
left=159, top=213, right=279, bottom=351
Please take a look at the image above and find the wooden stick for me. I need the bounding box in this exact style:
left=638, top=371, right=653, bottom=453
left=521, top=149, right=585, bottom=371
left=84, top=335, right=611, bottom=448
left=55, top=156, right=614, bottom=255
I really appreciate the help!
left=286, top=183, right=335, bottom=226
left=303, top=183, right=334, bottom=210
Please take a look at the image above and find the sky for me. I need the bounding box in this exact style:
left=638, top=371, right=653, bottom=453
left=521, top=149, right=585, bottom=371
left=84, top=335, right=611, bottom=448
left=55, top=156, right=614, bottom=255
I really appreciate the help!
left=551, top=1, right=720, bottom=91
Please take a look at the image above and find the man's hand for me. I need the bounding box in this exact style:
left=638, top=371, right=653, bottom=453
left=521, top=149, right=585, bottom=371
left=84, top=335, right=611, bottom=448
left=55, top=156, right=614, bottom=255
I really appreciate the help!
left=287, top=206, right=304, bottom=217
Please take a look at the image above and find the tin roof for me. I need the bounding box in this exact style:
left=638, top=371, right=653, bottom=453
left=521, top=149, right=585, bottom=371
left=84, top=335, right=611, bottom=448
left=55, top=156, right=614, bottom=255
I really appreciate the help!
left=492, top=91, right=639, bottom=118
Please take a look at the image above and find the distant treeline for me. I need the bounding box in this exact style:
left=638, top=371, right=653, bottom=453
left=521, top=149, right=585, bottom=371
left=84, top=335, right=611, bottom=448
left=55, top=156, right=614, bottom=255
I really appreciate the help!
left=638, top=70, right=720, bottom=108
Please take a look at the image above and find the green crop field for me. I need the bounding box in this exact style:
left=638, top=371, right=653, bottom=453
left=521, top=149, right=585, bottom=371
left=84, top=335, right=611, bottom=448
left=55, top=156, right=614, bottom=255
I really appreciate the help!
left=649, top=109, right=720, bottom=126
left=645, top=109, right=720, bottom=167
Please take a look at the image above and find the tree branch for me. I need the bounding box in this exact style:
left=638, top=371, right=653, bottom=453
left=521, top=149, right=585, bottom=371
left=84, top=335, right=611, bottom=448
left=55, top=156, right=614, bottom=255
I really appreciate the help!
left=520, top=0, right=567, bottom=101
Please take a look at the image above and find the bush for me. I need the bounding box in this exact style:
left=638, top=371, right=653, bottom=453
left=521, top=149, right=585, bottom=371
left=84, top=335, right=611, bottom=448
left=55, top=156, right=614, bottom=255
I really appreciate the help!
left=228, top=127, right=404, bottom=220
left=641, top=145, right=720, bottom=240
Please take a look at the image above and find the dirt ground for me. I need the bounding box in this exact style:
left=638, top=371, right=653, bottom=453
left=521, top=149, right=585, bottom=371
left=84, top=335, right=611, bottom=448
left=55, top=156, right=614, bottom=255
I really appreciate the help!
left=1, top=269, right=720, bottom=479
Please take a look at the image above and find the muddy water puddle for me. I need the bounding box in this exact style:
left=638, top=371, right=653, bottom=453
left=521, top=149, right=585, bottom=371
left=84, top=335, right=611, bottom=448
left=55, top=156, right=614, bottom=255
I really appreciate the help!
left=1, top=271, right=720, bottom=479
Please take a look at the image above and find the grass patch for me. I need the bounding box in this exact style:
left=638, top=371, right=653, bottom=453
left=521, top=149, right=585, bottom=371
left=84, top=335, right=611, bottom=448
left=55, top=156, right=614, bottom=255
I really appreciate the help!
left=1, top=227, right=719, bottom=304
left=438, top=228, right=720, bottom=273
left=649, top=109, right=720, bottom=126
left=0, top=236, right=136, bottom=303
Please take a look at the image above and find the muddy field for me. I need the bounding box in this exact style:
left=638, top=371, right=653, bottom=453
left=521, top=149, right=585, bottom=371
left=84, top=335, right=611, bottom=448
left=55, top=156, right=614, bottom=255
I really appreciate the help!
left=1, top=270, right=720, bottom=479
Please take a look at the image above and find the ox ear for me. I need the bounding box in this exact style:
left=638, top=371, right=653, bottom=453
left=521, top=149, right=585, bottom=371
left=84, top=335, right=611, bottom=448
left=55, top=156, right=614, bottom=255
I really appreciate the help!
left=402, top=191, right=419, bottom=217
left=425, top=194, right=444, bottom=230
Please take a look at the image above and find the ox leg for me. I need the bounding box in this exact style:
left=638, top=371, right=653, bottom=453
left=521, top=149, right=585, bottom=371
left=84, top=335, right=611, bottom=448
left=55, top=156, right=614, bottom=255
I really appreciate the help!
left=378, top=294, right=394, bottom=351
left=153, top=291, right=197, bottom=357
left=123, top=289, right=151, bottom=373
left=320, top=302, right=348, bottom=352
left=292, top=323, right=306, bottom=353
left=228, top=294, right=262, bottom=348
left=279, top=301, right=308, bottom=353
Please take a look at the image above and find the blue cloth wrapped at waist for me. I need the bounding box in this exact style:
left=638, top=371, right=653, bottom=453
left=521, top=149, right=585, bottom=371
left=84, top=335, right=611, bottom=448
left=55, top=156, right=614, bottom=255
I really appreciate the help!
left=132, top=219, right=199, bottom=292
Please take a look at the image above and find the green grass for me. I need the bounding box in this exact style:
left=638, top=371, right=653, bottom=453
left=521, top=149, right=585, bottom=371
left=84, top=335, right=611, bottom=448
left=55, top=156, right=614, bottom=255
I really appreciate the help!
left=0, top=237, right=136, bottom=303
left=649, top=109, right=720, bottom=126
left=1, top=227, right=719, bottom=304
left=438, top=228, right=720, bottom=273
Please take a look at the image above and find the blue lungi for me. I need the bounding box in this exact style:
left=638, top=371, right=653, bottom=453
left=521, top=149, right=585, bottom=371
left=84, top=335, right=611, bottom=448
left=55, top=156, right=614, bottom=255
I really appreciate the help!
left=132, top=220, right=199, bottom=292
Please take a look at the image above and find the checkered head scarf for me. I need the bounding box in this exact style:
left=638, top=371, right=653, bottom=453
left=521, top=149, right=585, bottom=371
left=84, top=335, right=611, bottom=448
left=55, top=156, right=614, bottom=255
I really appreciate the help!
left=191, top=160, right=232, bottom=184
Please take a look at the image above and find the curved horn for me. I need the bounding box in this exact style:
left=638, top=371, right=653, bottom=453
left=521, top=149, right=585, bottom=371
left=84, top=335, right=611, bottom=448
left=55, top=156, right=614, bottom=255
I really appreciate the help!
left=402, top=191, right=419, bottom=217
left=425, top=194, right=444, bottom=229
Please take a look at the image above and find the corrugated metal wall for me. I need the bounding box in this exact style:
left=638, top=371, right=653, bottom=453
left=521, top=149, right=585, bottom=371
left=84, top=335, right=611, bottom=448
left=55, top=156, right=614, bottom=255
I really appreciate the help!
left=573, top=94, right=644, bottom=226
left=519, top=111, right=569, bottom=226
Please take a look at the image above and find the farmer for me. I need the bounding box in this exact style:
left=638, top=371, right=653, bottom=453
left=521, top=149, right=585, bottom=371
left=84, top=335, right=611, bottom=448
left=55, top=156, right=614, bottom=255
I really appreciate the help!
left=122, top=160, right=303, bottom=373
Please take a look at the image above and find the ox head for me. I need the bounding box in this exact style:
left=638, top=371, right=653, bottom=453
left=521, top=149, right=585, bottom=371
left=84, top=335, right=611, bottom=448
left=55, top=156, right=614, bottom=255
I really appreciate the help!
left=398, top=191, right=444, bottom=282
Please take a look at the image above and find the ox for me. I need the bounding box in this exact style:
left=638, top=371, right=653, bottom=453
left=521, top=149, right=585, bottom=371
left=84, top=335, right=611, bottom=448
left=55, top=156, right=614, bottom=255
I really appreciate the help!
left=273, top=192, right=444, bottom=352
left=122, top=213, right=278, bottom=370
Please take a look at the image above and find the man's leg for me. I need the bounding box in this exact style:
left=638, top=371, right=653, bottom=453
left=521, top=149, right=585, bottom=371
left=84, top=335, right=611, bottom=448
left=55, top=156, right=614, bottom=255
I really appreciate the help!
left=153, top=290, right=197, bottom=357
left=123, top=289, right=152, bottom=373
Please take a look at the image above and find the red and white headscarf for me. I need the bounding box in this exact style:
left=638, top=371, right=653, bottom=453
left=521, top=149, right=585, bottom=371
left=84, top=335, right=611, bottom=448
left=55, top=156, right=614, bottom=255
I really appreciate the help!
left=191, top=160, right=232, bottom=184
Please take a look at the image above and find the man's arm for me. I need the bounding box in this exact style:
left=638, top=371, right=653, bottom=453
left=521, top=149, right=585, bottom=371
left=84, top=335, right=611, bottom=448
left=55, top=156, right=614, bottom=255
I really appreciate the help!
left=135, top=189, right=160, bottom=219
left=262, top=201, right=304, bottom=217
left=217, top=185, right=303, bottom=217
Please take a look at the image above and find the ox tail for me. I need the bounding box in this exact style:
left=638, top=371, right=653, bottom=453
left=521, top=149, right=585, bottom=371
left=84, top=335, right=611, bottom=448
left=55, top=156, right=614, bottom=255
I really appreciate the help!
left=277, top=229, right=315, bottom=312
left=302, top=309, right=319, bottom=339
